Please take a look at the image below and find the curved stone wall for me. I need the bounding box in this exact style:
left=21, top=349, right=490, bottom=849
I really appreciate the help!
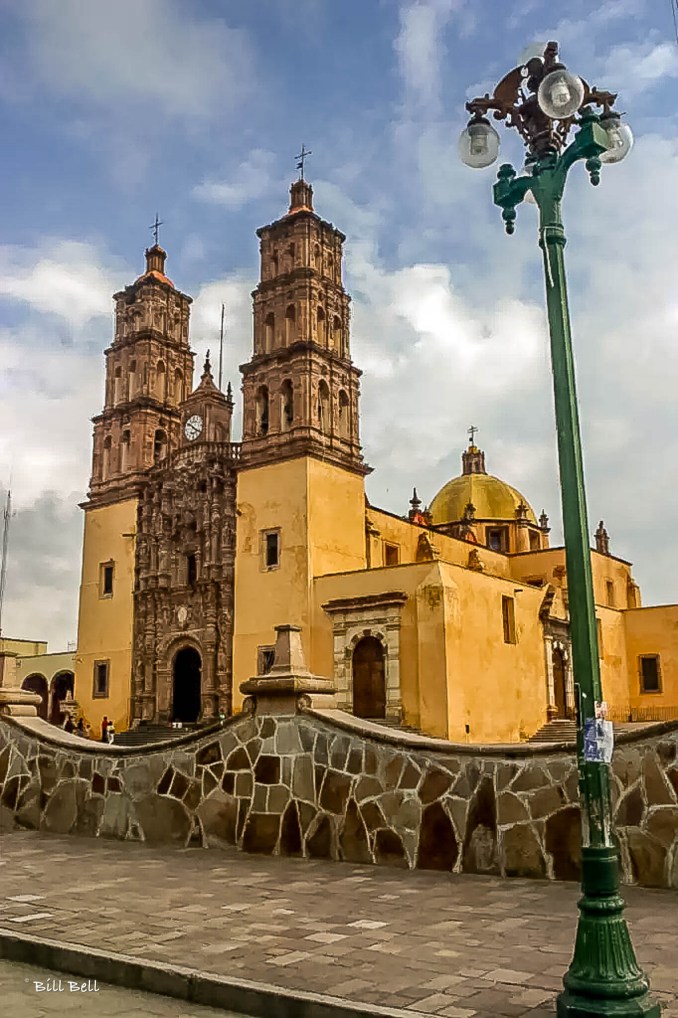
left=1, top=711, right=677, bottom=889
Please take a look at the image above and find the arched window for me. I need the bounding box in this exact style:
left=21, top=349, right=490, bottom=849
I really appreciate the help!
left=128, top=360, right=137, bottom=399
left=286, top=242, right=295, bottom=271
left=327, top=254, right=334, bottom=278
left=154, top=429, right=167, bottom=464
left=332, top=315, right=342, bottom=353
left=313, top=244, right=321, bottom=268
left=156, top=360, right=166, bottom=400
left=174, top=368, right=184, bottom=403
left=338, top=390, right=350, bottom=439
left=120, top=429, right=131, bottom=472
left=102, top=436, right=112, bottom=480
left=113, top=366, right=122, bottom=405
left=271, top=251, right=279, bottom=277
left=316, top=306, right=326, bottom=346
left=317, top=380, right=330, bottom=432
left=280, top=380, right=293, bottom=431
left=285, top=304, right=296, bottom=345
left=256, top=385, right=269, bottom=436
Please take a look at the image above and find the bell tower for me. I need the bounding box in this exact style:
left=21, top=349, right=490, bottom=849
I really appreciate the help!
left=240, top=177, right=368, bottom=476
left=76, top=238, right=195, bottom=732
left=233, top=175, right=370, bottom=702
left=88, top=243, right=194, bottom=505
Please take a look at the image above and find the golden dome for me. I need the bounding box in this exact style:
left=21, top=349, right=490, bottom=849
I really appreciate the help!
left=429, top=442, right=536, bottom=525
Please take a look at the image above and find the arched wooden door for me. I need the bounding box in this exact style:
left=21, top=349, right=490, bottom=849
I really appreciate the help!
left=553, top=647, right=568, bottom=719
left=352, top=637, right=386, bottom=719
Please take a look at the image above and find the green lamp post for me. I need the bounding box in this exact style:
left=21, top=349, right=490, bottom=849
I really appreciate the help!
left=460, top=42, right=659, bottom=1018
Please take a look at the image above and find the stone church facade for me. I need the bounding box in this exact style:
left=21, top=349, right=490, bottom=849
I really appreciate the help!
left=71, top=175, right=678, bottom=744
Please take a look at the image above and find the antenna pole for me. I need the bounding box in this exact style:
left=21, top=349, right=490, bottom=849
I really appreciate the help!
left=219, top=303, right=225, bottom=391
left=0, top=490, right=11, bottom=639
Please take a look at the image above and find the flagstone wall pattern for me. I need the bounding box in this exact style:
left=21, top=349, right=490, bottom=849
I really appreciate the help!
left=1, top=711, right=677, bottom=889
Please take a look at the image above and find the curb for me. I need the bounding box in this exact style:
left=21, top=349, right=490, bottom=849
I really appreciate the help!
left=0, top=929, right=426, bottom=1018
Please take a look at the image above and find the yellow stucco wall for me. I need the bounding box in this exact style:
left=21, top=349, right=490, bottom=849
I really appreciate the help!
left=17, top=651, right=76, bottom=685
left=624, top=605, right=678, bottom=714
left=0, top=638, right=48, bottom=656
left=74, top=499, right=137, bottom=733
left=596, top=607, right=629, bottom=711
left=232, top=457, right=366, bottom=707
left=314, top=558, right=550, bottom=743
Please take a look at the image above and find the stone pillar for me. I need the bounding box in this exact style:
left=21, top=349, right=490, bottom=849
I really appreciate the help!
left=240, top=624, right=336, bottom=717
left=0, top=652, right=41, bottom=717
left=384, top=622, right=403, bottom=722
left=544, top=635, right=557, bottom=720
left=564, top=648, right=575, bottom=719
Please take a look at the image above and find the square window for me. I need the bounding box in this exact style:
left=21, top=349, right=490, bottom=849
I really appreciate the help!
left=257, top=646, right=276, bottom=674
left=93, top=661, right=109, bottom=698
left=502, top=595, right=516, bottom=644
left=487, top=527, right=508, bottom=553
left=384, top=542, right=399, bottom=566
left=263, top=530, right=280, bottom=569
left=639, top=655, right=661, bottom=694
left=100, top=562, right=114, bottom=597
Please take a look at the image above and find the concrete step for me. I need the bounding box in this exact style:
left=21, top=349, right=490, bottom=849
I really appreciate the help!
left=114, top=723, right=206, bottom=747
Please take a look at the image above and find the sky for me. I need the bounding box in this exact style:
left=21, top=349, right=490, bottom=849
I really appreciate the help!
left=0, top=0, right=677, bottom=650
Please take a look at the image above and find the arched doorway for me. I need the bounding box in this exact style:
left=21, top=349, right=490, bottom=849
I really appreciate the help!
left=50, top=672, right=74, bottom=725
left=172, top=647, right=201, bottom=723
left=553, top=647, right=568, bottom=719
left=352, top=637, right=386, bottom=719
left=22, top=674, right=48, bottom=720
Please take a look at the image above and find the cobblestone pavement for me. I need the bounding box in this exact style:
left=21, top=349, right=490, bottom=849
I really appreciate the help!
left=0, top=831, right=676, bottom=1018
left=0, top=959, right=242, bottom=1018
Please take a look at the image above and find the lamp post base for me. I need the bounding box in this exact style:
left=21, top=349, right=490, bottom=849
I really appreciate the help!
left=557, top=847, right=660, bottom=1017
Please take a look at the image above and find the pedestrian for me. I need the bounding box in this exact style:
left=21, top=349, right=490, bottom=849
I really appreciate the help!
left=76, top=718, right=85, bottom=737
left=107, top=720, right=116, bottom=744
left=64, top=716, right=75, bottom=734
left=101, top=716, right=109, bottom=743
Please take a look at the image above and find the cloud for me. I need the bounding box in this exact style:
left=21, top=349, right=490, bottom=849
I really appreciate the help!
left=394, top=0, right=474, bottom=114
left=18, top=0, right=256, bottom=120
left=0, top=240, right=127, bottom=328
left=193, top=150, right=280, bottom=210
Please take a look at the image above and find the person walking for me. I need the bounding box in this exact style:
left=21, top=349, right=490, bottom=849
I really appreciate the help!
left=107, top=720, right=116, bottom=744
left=76, top=718, right=85, bottom=737
left=101, top=716, right=109, bottom=743
left=64, top=716, right=75, bottom=734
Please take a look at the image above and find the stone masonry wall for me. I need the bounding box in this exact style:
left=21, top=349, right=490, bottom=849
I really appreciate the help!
left=1, top=711, right=677, bottom=889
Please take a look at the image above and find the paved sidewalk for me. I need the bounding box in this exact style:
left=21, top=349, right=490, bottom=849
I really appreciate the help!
left=0, top=831, right=675, bottom=1018
left=0, top=958, right=241, bottom=1018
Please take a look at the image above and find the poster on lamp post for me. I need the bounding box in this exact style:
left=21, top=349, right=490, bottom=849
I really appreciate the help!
left=584, top=715, right=614, bottom=763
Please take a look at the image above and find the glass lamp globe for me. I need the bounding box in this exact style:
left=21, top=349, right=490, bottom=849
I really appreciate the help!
left=599, top=114, right=633, bottom=164
left=537, top=68, right=585, bottom=119
left=458, top=118, right=500, bottom=168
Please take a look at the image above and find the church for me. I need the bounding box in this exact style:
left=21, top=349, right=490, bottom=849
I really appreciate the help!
left=72, top=175, right=678, bottom=744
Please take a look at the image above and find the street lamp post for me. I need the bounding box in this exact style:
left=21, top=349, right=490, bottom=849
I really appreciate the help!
left=460, top=43, right=659, bottom=1018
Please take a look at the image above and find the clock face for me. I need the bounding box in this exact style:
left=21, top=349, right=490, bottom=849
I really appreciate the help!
left=184, top=414, right=203, bottom=441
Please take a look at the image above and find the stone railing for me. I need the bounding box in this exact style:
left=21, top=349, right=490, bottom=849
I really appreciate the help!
left=1, top=629, right=677, bottom=889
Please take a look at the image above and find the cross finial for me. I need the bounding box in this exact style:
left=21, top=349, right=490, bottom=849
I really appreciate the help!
left=468, top=424, right=478, bottom=447
left=295, top=144, right=312, bottom=181
left=150, top=212, right=163, bottom=246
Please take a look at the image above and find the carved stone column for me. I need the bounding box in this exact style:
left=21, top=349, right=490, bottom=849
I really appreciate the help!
left=544, top=634, right=557, bottom=720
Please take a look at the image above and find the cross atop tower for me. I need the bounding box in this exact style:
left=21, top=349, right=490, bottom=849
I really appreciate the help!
left=149, top=213, right=163, bottom=246
left=468, top=424, right=478, bottom=447
left=295, top=144, right=312, bottom=181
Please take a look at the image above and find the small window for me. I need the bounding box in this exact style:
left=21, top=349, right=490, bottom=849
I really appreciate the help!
left=187, top=553, right=197, bottom=585
left=606, top=580, right=615, bottom=607
left=258, top=646, right=276, bottom=675
left=529, top=530, right=540, bottom=550
left=264, top=531, right=280, bottom=569
left=639, top=655, right=661, bottom=694
left=487, top=527, right=509, bottom=553
left=502, top=595, right=516, bottom=644
left=93, top=660, right=109, bottom=698
left=100, top=562, right=114, bottom=597
left=384, top=542, right=400, bottom=566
